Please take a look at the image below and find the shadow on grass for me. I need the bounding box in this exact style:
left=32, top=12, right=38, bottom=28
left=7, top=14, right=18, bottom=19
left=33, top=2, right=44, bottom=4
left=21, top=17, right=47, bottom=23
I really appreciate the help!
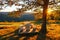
left=0, top=28, right=39, bottom=40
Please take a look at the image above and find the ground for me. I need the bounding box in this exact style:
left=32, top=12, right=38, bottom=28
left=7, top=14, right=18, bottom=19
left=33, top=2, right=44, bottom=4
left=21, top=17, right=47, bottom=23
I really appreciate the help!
left=0, top=21, right=60, bottom=40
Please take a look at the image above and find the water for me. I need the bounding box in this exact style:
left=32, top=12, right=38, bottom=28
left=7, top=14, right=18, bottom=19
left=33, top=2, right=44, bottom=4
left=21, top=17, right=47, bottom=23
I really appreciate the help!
left=0, top=12, right=35, bottom=22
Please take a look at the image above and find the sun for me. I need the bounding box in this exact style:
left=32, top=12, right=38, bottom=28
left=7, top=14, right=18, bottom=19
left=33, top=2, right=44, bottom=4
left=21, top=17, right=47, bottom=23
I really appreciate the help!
left=47, top=8, right=54, bottom=15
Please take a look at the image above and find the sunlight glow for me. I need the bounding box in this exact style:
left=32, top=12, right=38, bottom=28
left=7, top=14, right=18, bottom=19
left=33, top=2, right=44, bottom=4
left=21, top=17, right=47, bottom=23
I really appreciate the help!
left=47, top=8, right=53, bottom=15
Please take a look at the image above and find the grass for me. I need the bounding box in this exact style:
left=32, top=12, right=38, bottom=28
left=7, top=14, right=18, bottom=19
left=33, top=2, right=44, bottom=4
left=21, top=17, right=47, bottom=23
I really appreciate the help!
left=0, top=21, right=60, bottom=40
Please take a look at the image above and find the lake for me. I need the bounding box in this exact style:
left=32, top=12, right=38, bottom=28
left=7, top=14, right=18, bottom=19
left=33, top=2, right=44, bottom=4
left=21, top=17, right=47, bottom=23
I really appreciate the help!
left=0, top=12, right=35, bottom=22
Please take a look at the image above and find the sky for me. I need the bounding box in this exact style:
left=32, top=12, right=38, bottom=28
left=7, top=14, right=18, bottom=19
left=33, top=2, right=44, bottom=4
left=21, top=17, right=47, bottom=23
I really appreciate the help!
left=0, top=0, right=60, bottom=12
left=0, top=4, right=23, bottom=12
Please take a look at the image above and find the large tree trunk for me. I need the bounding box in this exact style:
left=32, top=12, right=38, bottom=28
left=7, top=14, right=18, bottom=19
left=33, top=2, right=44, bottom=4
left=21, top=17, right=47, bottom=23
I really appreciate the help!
left=37, top=0, right=49, bottom=40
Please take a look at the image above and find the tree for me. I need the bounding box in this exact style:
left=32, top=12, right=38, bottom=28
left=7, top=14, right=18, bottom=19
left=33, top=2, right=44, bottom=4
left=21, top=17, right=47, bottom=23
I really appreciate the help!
left=37, top=0, right=49, bottom=40
left=0, top=1, right=3, bottom=9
